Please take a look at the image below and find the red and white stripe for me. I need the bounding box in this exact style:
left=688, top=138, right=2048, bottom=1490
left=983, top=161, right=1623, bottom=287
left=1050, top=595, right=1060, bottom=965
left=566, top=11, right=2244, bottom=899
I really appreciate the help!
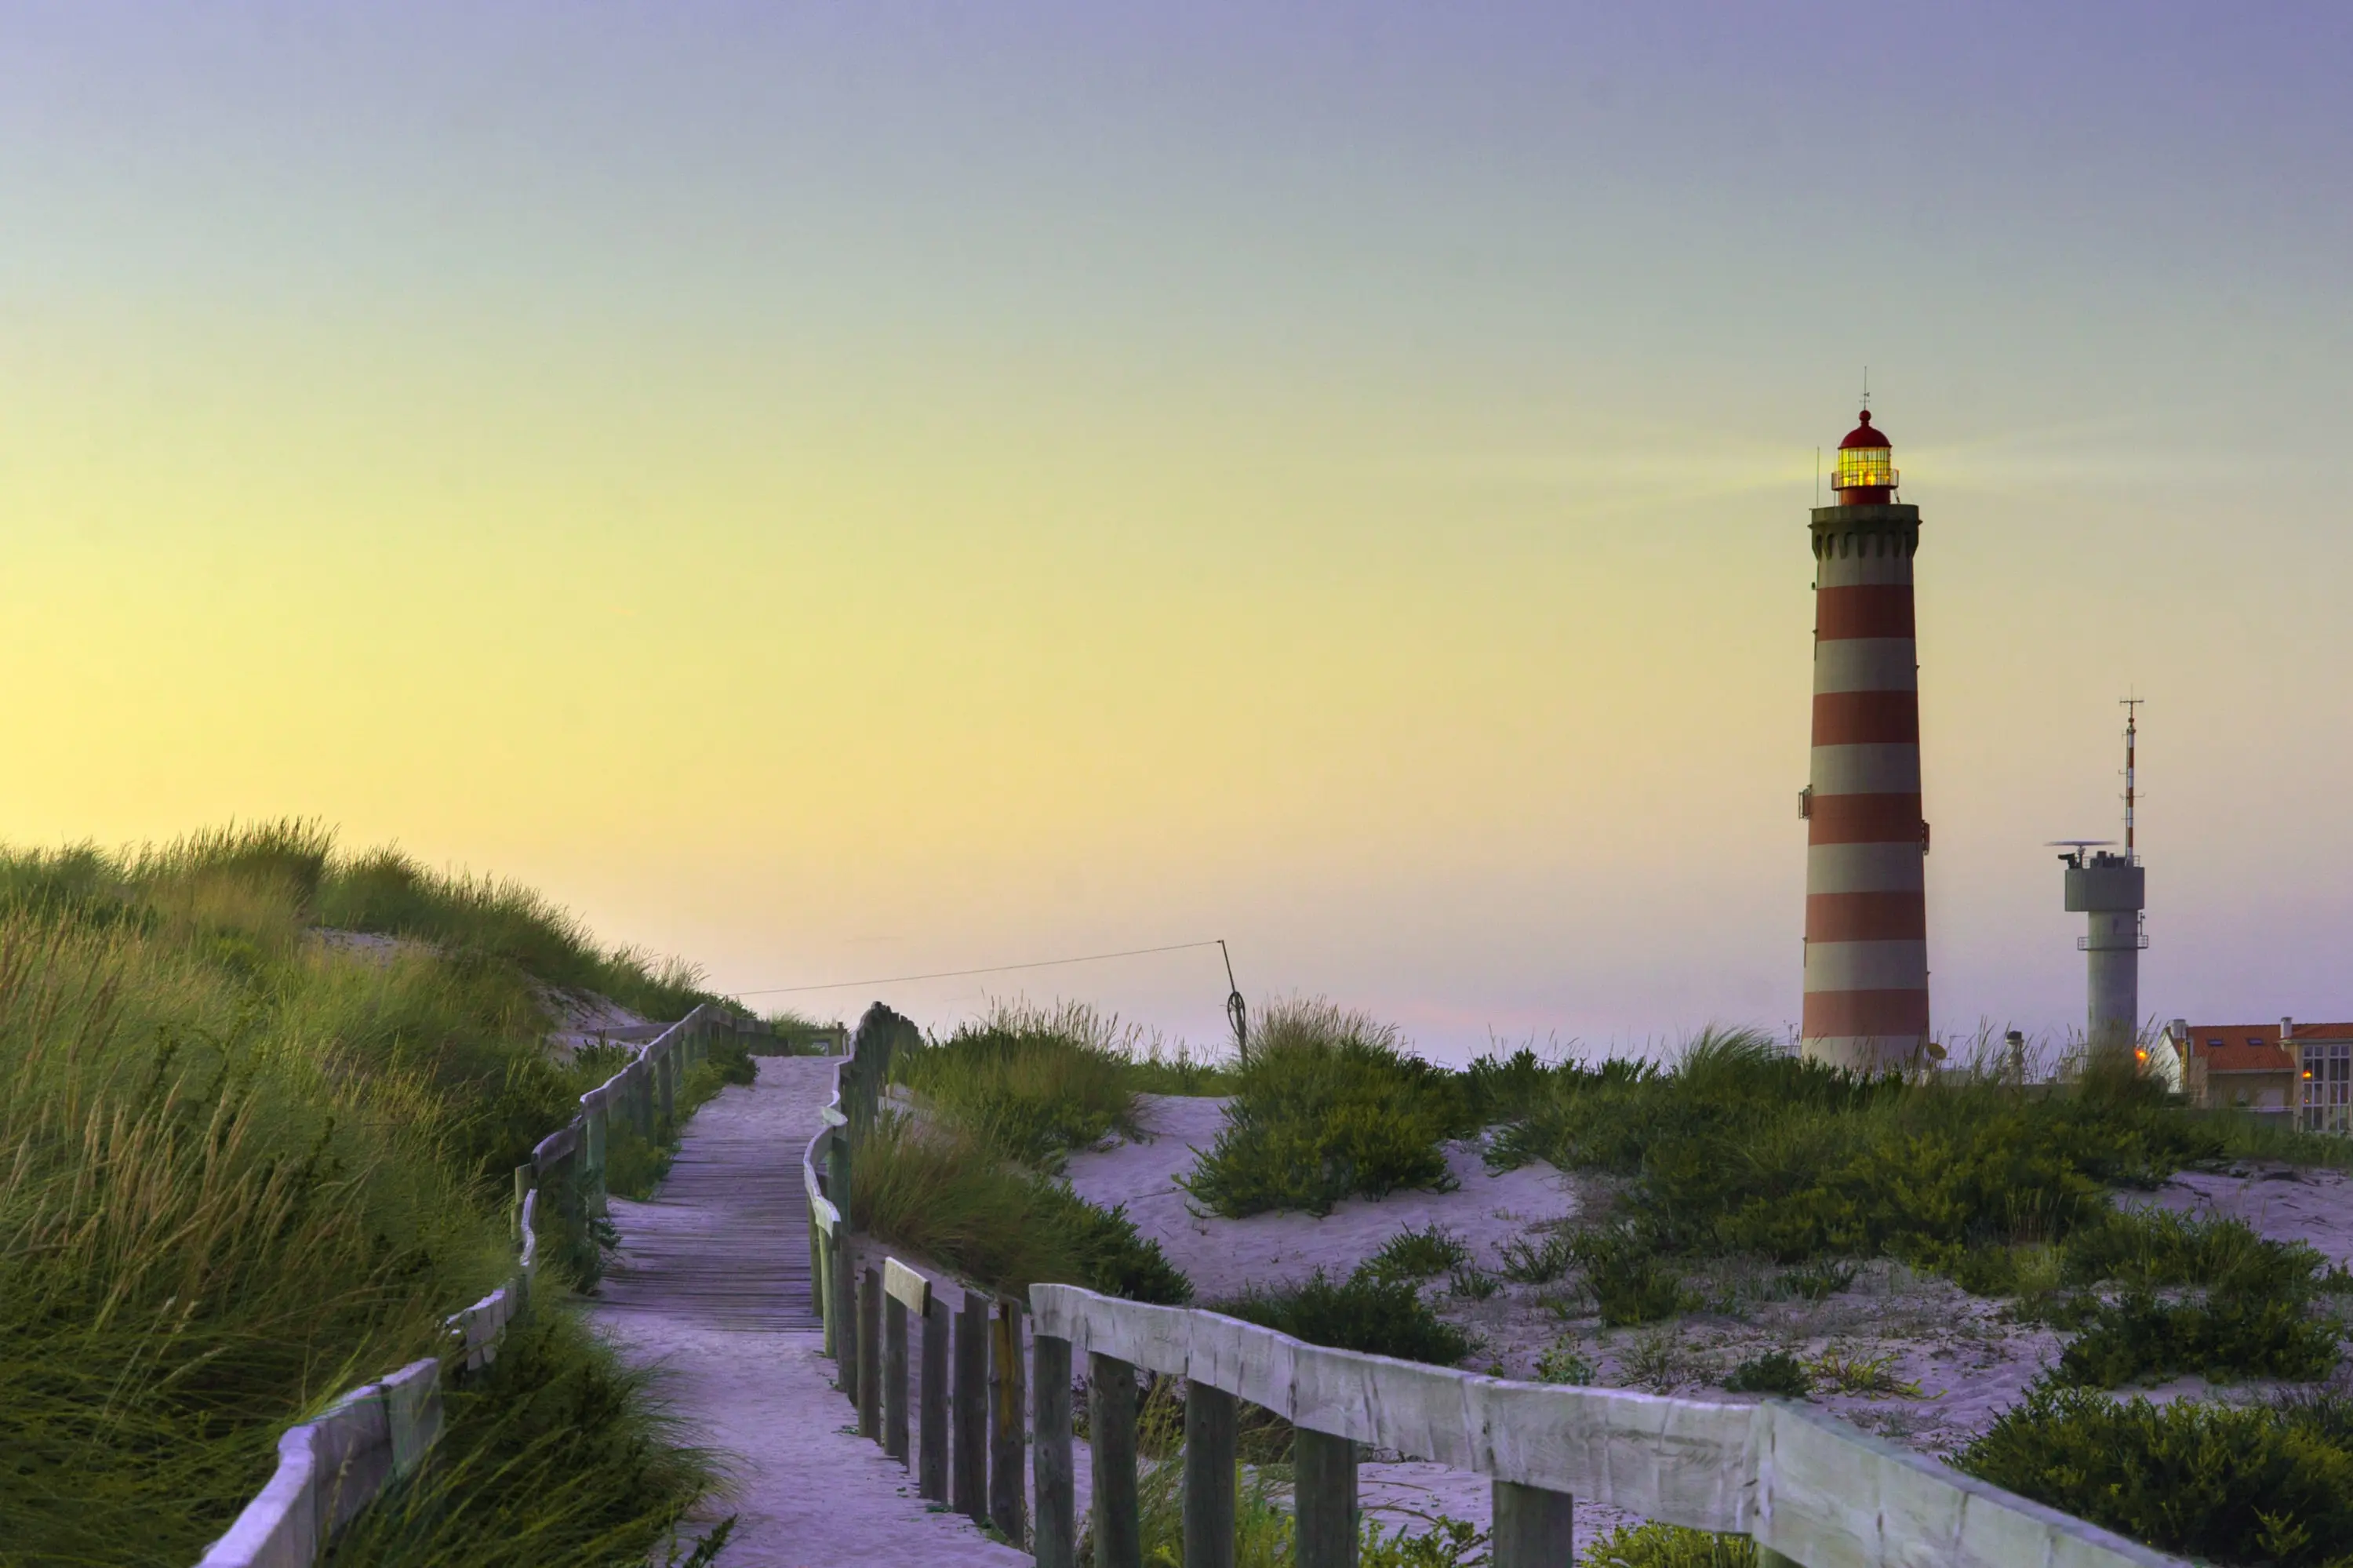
left=1802, top=518, right=1928, bottom=1069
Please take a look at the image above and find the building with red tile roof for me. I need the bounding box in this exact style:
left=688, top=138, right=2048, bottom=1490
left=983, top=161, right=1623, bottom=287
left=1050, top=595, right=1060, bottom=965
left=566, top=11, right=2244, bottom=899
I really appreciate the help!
left=2159, top=1018, right=2353, bottom=1132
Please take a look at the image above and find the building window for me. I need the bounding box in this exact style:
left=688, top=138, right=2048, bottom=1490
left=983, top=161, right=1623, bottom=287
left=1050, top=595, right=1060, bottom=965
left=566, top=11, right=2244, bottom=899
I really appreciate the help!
left=2304, top=1042, right=2353, bottom=1134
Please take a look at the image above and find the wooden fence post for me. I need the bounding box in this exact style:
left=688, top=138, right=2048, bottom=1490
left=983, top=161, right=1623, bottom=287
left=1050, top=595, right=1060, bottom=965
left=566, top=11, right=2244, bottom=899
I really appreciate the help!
left=585, top=1104, right=608, bottom=1213
left=1490, top=1480, right=1574, bottom=1568
left=1089, top=1354, right=1140, bottom=1568
left=920, top=1296, right=951, bottom=1501
left=885, top=1289, right=911, bottom=1464
left=814, top=1215, right=835, bottom=1359
left=858, top=1267, right=883, bottom=1440
left=1294, top=1427, right=1358, bottom=1568
left=1033, top=1331, right=1075, bottom=1568
left=656, top=1048, right=676, bottom=1126
left=831, top=1223, right=856, bottom=1399
left=1183, top=1382, right=1237, bottom=1568
left=955, top=1292, right=990, bottom=1523
left=990, top=1299, right=1027, bottom=1542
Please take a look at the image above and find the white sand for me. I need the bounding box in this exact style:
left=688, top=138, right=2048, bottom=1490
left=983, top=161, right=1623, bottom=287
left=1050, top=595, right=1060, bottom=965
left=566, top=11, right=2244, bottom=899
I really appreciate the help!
left=1062, top=1094, right=1580, bottom=1304
left=1064, top=1093, right=2353, bottom=1543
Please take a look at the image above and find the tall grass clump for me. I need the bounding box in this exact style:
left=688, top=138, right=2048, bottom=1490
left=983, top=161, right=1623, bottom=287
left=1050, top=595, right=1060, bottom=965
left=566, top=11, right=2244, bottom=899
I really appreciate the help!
left=325, top=1310, right=720, bottom=1566
left=1961, top=1383, right=2353, bottom=1567
left=1207, top=1265, right=1473, bottom=1366
left=891, top=999, right=1141, bottom=1170
left=1181, top=1000, right=1468, bottom=1218
left=0, top=825, right=717, bottom=1564
left=850, top=1114, right=1189, bottom=1303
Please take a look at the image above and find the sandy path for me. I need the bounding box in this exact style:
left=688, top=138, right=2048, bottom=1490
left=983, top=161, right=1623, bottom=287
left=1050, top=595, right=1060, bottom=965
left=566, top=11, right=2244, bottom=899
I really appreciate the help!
left=591, top=1056, right=1027, bottom=1568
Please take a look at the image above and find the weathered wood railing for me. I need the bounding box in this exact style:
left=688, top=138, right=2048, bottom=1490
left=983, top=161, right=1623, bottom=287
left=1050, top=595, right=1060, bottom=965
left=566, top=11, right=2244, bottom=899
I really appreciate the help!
left=197, top=1000, right=776, bottom=1568
left=810, top=1005, right=2187, bottom=1568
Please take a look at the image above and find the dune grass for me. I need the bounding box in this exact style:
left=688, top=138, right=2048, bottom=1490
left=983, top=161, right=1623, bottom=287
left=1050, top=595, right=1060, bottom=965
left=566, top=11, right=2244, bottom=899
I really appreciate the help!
left=1206, top=1265, right=1473, bottom=1366
left=891, top=999, right=1144, bottom=1170
left=1180, top=1000, right=1473, bottom=1218
left=0, top=823, right=718, bottom=1565
left=849, top=1112, right=1190, bottom=1303
left=324, top=1309, right=722, bottom=1567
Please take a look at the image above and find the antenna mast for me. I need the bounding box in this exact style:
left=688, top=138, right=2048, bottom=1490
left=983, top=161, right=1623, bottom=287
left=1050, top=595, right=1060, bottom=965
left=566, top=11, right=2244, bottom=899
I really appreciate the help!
left=2121, top=697, right=2144, bottom=859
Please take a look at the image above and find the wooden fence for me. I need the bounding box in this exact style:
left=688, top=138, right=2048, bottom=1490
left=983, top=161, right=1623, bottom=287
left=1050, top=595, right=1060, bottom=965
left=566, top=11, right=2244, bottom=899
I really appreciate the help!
left=195, top=1000, right=777, bottom=1568
left=809, top=1005, right=2188, bottom=1568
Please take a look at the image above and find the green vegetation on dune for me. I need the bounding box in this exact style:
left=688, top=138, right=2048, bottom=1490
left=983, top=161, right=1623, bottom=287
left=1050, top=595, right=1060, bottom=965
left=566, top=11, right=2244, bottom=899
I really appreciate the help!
left=1962, top=1384, right=2353, bottom=1568
left=1180, top=1000, right=1475, bottom=1218
left=1207, top=1265, right=1473, bottom=1366
left=0, top=823, right=722, bottom=1566
left=890, top=999, right=1143, bottom=1169
left=850, top=1112, right=1190, bottom=1303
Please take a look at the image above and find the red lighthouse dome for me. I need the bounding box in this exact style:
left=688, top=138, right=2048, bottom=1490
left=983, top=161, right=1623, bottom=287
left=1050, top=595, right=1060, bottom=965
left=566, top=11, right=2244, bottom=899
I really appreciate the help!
left=1831, top=410, right=1897, bottom=503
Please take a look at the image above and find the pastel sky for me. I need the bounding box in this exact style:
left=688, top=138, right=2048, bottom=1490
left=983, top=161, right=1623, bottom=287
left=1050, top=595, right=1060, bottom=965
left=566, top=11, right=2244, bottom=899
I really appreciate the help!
left=3, top=2, right=2348, bottom=1060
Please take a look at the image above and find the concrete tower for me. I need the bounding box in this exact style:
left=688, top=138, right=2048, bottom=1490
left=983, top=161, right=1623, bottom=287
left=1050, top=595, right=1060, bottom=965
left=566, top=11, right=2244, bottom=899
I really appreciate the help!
left=2062, top=706, right=2148, bottom=1051
left=1800, top=409, right=1929, bottom=1071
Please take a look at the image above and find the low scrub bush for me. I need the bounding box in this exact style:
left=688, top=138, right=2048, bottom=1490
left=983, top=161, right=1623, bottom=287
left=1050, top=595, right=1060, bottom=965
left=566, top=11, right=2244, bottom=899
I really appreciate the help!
left=850, top=1114, right=1189, bottom=1303
left=1536, top=1337, right=1595, bottom=1385
left=1180, top=1000, right=1466, bottom=1217
left=1573, top=1227, right=1693, bottom=1326
left=1364, top=1224, right=1471, bottom=1282
left=1581, top=1523, right=1756, bottom=1568
left=1725, top=1351, right=1811, bottom=1398
left=2053, top=1291, right=2340, bottom=1388
left=1807, top=1346, right=1924, bottom=1398
left=2062, top=1209, right=2326, bottom=1297
left=1962, top=1384, right=2353, bottom=1567
left=892, top=1000, right=1140, bottom=1170
left=1500, top=1229, right=1576, bottom=1284
left=1209, top=1266, right=1473, bottom=1366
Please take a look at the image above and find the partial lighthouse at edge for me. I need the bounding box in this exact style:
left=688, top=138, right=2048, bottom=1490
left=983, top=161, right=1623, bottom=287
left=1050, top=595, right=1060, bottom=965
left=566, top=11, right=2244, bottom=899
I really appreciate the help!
left=1799, top=408, right=1931, bottom=1071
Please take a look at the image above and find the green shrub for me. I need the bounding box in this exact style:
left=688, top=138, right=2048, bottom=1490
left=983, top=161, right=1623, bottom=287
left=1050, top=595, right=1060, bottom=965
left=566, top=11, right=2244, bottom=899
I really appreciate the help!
left=1209, top=1267, right=1472, bottom=1366
left=2053, top=1291, right=2340, bottom=1388
left=2062, top=1209, right=2325, bottom=1297
left=1962, top=1384, right=2353, bottom=1567
left=1580, top=1523, right=1757, bottom=1567
left=1500, top=1230, right=1576, bottom=1283
left=1536, top=1338, right=1595, bottom=1385
left=892, top=1000, right=1142, bottom=1170
left=1363, top=1224, right=1471, bottom=1282
left=1725, top=1351, right=1811, bottom=1398
left=1490, top=1029, right=2228, bottom=1282
left=1572, top=1228, right=1693, bottom=1326
left=1180, top=1000, right=1464, bottom=1217
left=1449, top=1267, right=1500, bottom=1301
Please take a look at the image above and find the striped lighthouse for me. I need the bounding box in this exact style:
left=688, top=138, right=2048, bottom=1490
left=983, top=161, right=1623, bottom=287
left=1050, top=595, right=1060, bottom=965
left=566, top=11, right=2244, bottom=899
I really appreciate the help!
left=1800, top=409, right=1929, bottom=1071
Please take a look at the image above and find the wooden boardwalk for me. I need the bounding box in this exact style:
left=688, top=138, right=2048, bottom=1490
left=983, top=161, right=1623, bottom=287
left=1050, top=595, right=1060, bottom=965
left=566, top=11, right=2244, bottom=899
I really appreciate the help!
left=595, top=1097, right=822, bottom=1332
left=589, top=1053, right=1029, bottom=1568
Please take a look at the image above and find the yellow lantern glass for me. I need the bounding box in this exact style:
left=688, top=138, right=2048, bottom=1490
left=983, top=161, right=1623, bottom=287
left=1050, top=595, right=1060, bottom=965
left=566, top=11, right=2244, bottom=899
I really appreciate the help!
left=1832, top=445, right=1897, bottom=492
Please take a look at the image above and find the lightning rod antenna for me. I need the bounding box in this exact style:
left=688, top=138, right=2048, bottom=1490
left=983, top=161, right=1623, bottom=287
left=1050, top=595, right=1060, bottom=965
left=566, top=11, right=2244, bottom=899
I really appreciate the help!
left=2121, top=696, right=2144, bottom=858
